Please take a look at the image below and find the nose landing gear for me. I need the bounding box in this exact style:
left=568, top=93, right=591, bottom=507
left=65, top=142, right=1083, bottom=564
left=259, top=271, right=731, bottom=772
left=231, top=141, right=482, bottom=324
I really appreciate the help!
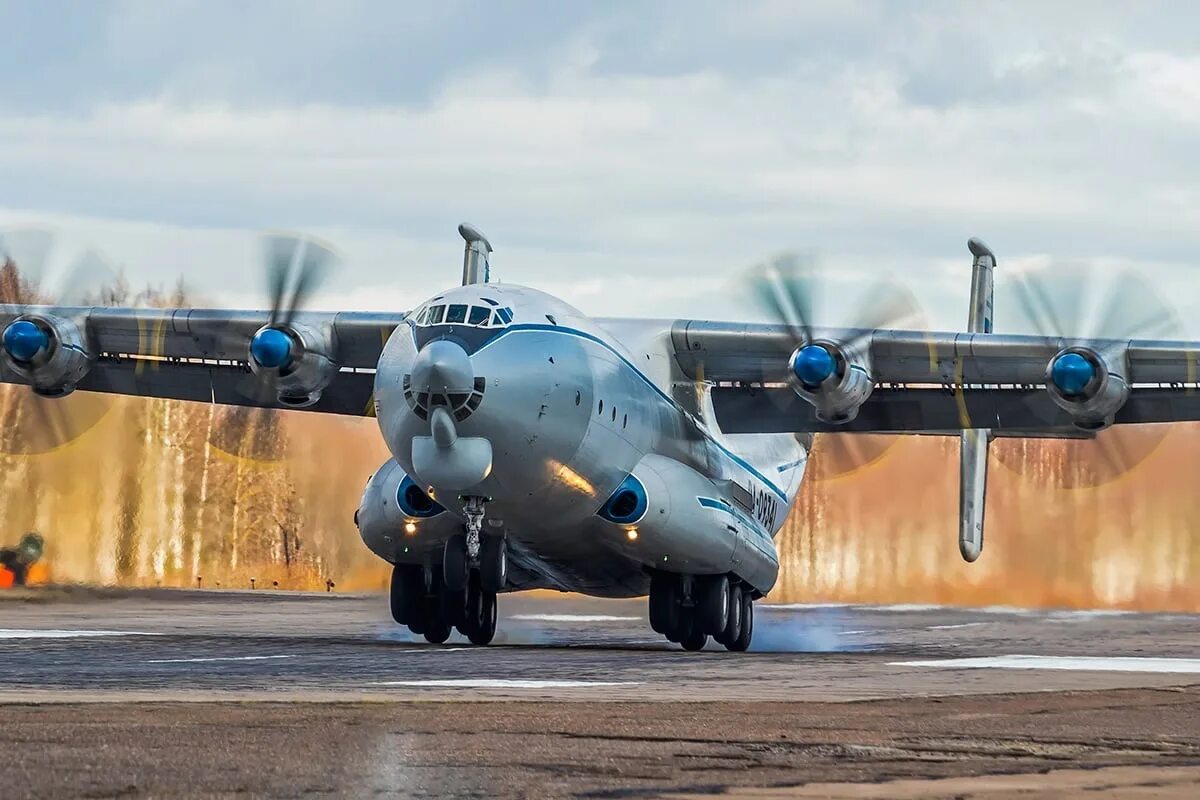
left=446, top=495, right=508, bottom=592
left=649, top=572, right=754, bottom=652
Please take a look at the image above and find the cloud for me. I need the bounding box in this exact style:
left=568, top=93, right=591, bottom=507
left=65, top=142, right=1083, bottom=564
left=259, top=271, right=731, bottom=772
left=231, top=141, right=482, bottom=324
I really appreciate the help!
left=2, top=2, right=1200, bottom=328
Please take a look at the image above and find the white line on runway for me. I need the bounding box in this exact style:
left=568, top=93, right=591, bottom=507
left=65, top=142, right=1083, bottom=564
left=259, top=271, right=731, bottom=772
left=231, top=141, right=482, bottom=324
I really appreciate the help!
left=0, top=629, right=158, bottom=640
left=926, top=623, right=989, bottom=630
left=145, top=655, right=301, bottom=664
left=510, top=614, right=640, bottom=622
left=891, top=655, right=1200, bottom=673
left=375, top=679, right=640, bottom=689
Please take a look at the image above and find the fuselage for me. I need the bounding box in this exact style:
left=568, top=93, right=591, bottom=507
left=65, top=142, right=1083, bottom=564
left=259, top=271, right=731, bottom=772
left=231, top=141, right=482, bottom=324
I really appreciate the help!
left=360, top=284, right=807, bottom=598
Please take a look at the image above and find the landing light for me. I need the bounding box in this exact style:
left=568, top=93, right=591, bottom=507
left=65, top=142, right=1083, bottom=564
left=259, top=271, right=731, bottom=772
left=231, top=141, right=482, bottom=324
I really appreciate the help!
left=404, top=521, right=417, bottom=535
left=625, top=528, right=639, bottom=541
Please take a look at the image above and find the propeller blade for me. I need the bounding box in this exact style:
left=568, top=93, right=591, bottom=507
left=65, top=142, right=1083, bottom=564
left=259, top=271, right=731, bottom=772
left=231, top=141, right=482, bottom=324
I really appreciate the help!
left=997, top=261, right=1185, bottom=488
left=261, top=233, right=335, bottom=327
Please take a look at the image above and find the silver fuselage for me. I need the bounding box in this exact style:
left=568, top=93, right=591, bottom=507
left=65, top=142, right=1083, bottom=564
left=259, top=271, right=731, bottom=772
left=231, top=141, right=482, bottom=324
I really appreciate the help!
left=358, top=284, right=806, bottom=598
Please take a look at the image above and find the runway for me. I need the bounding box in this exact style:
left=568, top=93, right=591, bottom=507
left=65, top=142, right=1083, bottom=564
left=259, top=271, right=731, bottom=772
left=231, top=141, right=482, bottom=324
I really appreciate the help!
left=2, top=588, right=1198, bottom=797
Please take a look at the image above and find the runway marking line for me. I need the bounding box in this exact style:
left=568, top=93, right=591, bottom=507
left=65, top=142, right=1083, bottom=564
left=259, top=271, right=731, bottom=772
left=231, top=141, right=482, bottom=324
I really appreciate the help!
left=373, top=679, right=640, bottom=689
left=510, top=614, right=640, bottom=623
left=145, top=655, right=300, bottom=664
left=891, top=655, right=1200, bottom=673
left=0, top=629, right=159, bottom=640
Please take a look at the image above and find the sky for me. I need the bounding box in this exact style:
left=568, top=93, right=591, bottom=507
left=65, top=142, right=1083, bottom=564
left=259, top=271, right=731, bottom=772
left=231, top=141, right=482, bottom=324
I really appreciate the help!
left=2, top=0, right=1200, bottom=332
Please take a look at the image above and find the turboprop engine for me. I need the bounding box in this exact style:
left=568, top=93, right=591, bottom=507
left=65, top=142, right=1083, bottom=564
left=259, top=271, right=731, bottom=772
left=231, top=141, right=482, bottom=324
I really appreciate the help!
left=0, top=315, right=91, bottom=397
left=787, top=340, right=874, bottom=423
left=247, top=322, right=338, bottom=407
left=356, top=458, right=460, bottom=563
left=1044, top=346, right=1129, bottom=430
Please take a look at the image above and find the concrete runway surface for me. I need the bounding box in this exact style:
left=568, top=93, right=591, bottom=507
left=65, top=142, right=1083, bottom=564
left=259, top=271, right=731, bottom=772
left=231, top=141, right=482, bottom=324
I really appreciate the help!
left=1, top=587, right=1198, bottom=797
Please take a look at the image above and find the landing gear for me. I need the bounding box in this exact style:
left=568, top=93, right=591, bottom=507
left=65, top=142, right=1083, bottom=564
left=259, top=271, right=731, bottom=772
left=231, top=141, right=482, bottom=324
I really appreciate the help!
left=444, top=496, right=508, bottom=592
left=389, top=562, right=498, bottom=646
left=647, top=572, right=755, bottom=652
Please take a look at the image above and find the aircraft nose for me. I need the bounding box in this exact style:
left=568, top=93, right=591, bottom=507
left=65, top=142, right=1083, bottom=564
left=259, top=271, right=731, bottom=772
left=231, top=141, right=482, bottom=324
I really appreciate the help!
left=410, top=339, right=474, bottom=395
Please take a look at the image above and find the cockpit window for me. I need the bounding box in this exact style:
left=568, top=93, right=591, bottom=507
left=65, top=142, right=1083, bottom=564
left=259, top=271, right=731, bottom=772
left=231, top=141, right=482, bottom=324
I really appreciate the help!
left=414, top=302, right=514, bottom=328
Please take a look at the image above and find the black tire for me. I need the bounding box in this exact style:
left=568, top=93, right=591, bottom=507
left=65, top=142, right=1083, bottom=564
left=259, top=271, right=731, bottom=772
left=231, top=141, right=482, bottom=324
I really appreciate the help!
left=726, top=590, right=753, bottom=652
left=389, top=564, right=420, bottom=625
left=467, top=591, right=497, bottom=646
left=424, top=618, right=452, bottom=644
left=443, top=534, right=468, bottom=592
left=648, top=573, right=675, bottom=634
left=440, top=584, right=467, bottom=628
left=699, top=575, right=729, bottom=635
left=457, top=574, right=483, bottom=637
left=681, top=625, right=707, bottom=651
left=479, top=534, right=507, bottom=593
left=719, top=584, right=743, bottom=646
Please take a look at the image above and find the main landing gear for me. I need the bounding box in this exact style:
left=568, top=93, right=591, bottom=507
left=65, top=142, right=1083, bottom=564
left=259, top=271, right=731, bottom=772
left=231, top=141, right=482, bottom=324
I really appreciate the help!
left=648, top=572, right=754, bottom=652
left=390, top=564, right=497, bottom=645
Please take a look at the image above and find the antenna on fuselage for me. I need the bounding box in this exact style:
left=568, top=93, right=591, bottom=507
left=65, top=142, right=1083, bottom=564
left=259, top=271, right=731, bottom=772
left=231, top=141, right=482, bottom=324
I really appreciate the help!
left=458, top=223, right=492, bottom=285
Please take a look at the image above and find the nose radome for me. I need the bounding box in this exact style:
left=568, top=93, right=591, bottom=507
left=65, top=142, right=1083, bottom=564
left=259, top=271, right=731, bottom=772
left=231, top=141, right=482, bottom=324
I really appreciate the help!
left=410, top=340, right=474, bottom=394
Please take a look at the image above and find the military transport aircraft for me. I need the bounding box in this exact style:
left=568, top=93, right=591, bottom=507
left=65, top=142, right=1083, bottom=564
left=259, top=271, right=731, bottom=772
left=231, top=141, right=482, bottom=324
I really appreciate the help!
left=3, top=225, right=1198, bottom=651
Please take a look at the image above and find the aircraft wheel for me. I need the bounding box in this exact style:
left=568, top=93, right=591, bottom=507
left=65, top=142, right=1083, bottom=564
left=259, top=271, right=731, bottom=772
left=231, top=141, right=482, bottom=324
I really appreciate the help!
left=725, top=590, right=753, bottom=652
left=423, top=617, right=452, bottom=644
left=389, top=564, right=422, bottom=625
left=440, top=583, right=467, bottom=629
left=680, top=624, right=707, bottom=651
left=443, top=534, right=469, bottom=592
left=467, top=591, right=497, bottom=646
left=479, top=534, right=507, bottom=593
left=698, top=575, right=729, bottom=635
left=648, top=573, right=677, bottom=634
left=717, top=584, right=743, bottom=646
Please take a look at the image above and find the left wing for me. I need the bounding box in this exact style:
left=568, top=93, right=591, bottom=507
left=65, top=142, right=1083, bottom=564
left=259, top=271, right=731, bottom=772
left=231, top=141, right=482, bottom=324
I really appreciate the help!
left=671, top=321, right=1200, bottom=434
left=0, top=305, right=405, bottom=415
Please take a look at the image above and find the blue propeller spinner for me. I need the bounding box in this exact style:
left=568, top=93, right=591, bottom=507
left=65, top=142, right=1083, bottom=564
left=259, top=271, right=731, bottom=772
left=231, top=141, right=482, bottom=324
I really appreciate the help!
left=1049, top=351, right=1096, bottom=397
left=2, top=319, right=49, bottom=363
left=792, top=343, right=836, bottom=388
left=249, top=327, right=294, bottom=369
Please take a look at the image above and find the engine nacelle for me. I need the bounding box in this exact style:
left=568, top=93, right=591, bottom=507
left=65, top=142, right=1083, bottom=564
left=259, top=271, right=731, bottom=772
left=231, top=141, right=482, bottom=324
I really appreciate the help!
left=356, top=458, right=460, bottom=564
left=787, top=340, right=874, bottom=423
left=1045, top=346, right=1129, bottom=430
left=0, top=314, right=91, bottom=397
left=248, top=322, right=338, bottom=407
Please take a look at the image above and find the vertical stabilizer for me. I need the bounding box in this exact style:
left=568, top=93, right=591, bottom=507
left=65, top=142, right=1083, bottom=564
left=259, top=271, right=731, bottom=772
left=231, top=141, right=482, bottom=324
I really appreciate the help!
left=959, top=238, right=995, bottom=562
left=459, top=223, right=492, bottom=285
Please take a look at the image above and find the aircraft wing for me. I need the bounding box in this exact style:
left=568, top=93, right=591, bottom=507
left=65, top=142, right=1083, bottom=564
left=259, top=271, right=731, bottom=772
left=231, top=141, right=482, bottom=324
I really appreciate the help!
left=671, top=320, right=1200, bottom=434
left=0, top=305, right=405, bottom=416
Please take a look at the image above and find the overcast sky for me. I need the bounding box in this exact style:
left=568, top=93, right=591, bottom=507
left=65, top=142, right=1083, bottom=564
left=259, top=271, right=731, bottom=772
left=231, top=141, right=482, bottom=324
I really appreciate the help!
left=2, top=1, right=1199, bottom=332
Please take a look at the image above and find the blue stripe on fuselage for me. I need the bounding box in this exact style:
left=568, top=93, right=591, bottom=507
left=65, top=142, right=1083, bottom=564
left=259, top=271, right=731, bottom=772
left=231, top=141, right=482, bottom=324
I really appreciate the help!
left=473, top=322, right=789, bottom=502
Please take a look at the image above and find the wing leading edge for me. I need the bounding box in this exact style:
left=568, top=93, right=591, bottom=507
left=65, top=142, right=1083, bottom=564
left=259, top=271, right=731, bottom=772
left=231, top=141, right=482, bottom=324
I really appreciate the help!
left=0, top=305, right=405, bottom=416
left=671, top=320, right=1200, bottom=433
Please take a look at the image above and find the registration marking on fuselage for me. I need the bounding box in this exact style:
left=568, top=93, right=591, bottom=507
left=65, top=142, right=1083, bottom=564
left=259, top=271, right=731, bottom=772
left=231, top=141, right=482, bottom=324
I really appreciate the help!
left=375, top=679, right=639, bottom=689
left=891, top=655, right=1200, bottom=673
left=0, top=629, right=158, bottom=640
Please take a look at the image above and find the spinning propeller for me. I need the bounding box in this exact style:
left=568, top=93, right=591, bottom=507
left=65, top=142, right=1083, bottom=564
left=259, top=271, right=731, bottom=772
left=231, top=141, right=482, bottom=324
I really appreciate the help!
left=995, top=262, right=1186, bottom=488
left=744, top=252, right=926, bottom=481
left=205, top=234, right=339, bottom=464
left=0, top=228, right=116, bottom=455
